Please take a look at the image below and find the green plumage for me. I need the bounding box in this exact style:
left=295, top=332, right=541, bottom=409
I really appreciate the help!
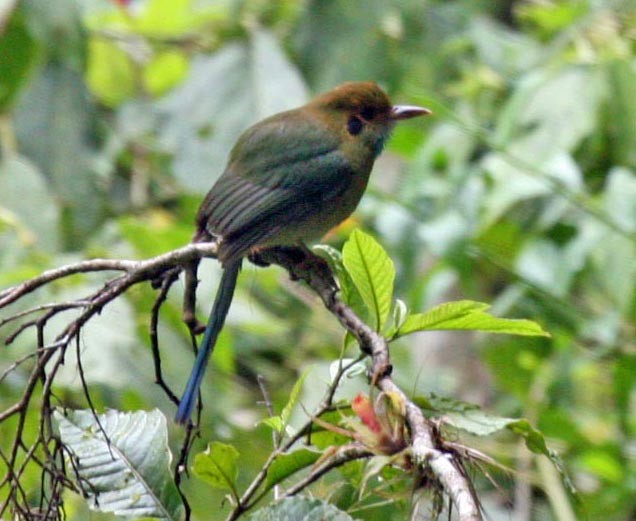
left=177, top=81, right=430, bottom=423
left=196, top=110, right=356, bottom=263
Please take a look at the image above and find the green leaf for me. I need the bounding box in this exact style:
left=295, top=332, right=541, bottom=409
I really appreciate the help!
left=14, top=63, right=105, bottom=248
left=86, top=38, right=135, bottom=107
left=53, top=409, right=183, bottom=521
left=263, top=449, right=322, bottom=492
left=193, top=441, right=240, bottom=494
left=445, top=409, right=520, bottom=437
left=157, top=27, right=308, bottom=192
left=314, top=244, right=369, bottom=325
left=0, top=10, right=39, bottom=110
left=392, top=298, right=408, bottom=331
left=280, top=370, right=309, bottom=431
left=260, top=370, right=310, bottom=435
left=342, top=229, right=395, bottom=331
left=606, top=61, right=636, bottom=167
left=144, top=50, right=189, bottom=96
left=444, top=407, right=574, bottom=492
left=119, top=212, right=192, bottom=257
left=444, top=409, right=552, bottom=457
left=246, top=497, right=354, bottom=521
left=595, top=167, right=636, bottom=311
left=359, top=455, right=393, bottom=497
left=0, top=156, right=59, bottom=251
left=394, top=300, right=550, bottom=339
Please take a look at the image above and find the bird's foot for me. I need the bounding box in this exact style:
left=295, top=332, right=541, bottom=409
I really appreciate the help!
left=249, top=246, right=338, bottom=292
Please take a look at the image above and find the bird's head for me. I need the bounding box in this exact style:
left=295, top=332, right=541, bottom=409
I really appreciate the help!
left=310, top=81, right=431, bottom=159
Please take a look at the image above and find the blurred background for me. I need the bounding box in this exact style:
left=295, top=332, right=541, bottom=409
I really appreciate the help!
left=1, top=0, right=635, bottom=519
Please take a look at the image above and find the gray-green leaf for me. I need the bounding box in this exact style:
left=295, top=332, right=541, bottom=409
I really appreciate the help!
left=246, top=497, right=354, bottom=521
left=53, top=409, right=183, bottom=521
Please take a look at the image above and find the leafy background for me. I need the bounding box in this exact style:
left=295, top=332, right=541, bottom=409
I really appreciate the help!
left=1, top=0, right=635, bottom=519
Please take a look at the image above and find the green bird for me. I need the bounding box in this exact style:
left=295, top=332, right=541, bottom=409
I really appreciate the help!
left=176, top=81, right=430, bottom=423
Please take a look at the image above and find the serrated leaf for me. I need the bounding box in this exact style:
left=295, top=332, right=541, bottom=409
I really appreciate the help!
left=445, top=409, right=518, bottom=437
left=444, top=409, right=552, bottom=459
left=246, top=497, right=354, bottom=521
left=193, top=441, right=239, bottom=493
left=394, top=300, right=550, bottom=339
left=53, top=409, right=183, bottom=521
left=263, top=449, right=322, bottom=492
left=342, top=229, right=395, bottom=331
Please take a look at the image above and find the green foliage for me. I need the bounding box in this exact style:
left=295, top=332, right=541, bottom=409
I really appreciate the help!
left=2, top=0, right=636, bottom=519
left=263, top=449, right=322, bottom=493
left=246, top=497, right=354, bottom=521
left=394, top=300, right=549, bottom=338
left=193, top=441, right=240, bottom=495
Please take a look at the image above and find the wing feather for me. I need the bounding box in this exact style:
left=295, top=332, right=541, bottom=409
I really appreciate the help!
left=196, top=110, right=355, bottom=262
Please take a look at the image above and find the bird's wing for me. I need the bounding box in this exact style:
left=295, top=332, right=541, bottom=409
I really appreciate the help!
left=196, top=112, right=354, bottom=262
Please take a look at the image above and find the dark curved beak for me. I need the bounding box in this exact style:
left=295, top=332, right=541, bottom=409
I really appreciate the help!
left=390, top=105, right=432, bottom=120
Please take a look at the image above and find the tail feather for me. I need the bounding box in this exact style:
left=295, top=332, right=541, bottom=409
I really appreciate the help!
left=175, top=259, right=242, bottom=424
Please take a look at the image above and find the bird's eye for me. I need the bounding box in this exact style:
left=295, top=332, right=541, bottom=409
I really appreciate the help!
left=359, top=106, right=375, bottom=121
left=347, top=115, right=364, bottom=136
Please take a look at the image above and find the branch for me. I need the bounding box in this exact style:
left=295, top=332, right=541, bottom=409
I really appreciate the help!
left=255, top=247, right=483, bottom=521
left=0, top=242, right=217, bottom=308
left=0, top=242, right=218, bottom=519
left=0, top=240, right=483, bottom=520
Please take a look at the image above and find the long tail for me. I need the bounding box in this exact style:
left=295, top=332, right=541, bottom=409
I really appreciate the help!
left=175, top=259, right=242, bottom=424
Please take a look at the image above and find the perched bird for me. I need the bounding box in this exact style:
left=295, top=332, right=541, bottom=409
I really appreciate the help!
left=175, top=81, right=430, bottom=423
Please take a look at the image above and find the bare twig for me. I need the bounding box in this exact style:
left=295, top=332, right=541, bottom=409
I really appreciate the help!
left=0, top=242, right=218, bottom=519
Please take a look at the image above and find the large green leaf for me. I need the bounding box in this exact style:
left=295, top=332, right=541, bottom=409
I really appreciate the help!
left=440, top=404, right=575, bottom=494
left=193, top=441, right=239, bottom=494
left=394, top=300, right=549, bottom=339
left=13, top=63, right=105, bottom=248
left=157, top=28, right=308, bottom=192
left=342, top=229, right=395, bottom=332
left=53, top=409, right=183, bottom=521
left=246, top=497, right=354, bottom=521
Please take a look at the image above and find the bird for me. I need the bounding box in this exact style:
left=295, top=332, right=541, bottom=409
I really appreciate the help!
left=175, top=81, right=430, bottom=423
